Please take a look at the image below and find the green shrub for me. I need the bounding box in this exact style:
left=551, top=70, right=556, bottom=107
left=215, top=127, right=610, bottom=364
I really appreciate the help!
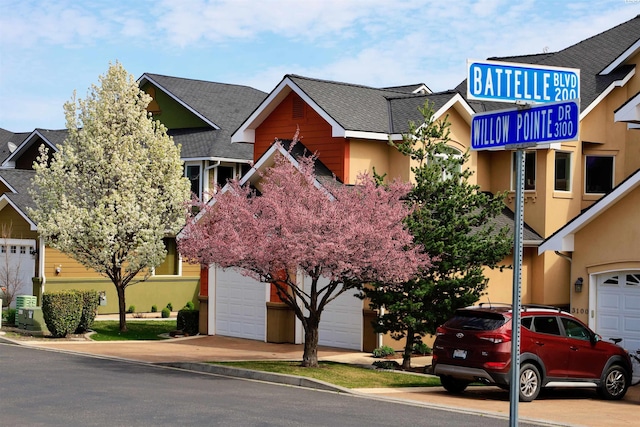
left=412, top=341, right=431, bottom=355
left=177, top=309, right=199, bottom=336
left=4, top=308, right=16, bottom=325
left=372, top=345, right=396, bottom=358
left=166, top=302, right=173, bottom=311
left=74, top=289, right=99, bottom=334
left=372, top=360, right=400, bottom=370
left=161, top=307, right=171, bottom=318
left=184, top=301, right=195, bottom=311
left=42, top=291, right=82, bottom=338
left=127, top=305, right=135, bottom=313
left=151, top=305, right=158, bottom=313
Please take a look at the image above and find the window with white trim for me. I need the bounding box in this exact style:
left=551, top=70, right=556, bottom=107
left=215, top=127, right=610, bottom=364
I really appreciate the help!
left=585, top=155, right=613, bottom=194
left=155, top=238, right=179, bottom=276
left=554, top=151, right=571, bottom=191
left=185, top=164, right=201, bottom=197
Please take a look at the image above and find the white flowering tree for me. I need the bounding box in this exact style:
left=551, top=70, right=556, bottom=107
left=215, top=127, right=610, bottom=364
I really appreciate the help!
left=29, top=62, right=191, bottom=332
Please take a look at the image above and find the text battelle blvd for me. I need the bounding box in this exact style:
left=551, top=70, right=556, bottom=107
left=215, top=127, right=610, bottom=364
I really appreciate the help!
left=469, top=63, right=579, bottom=103
left=471, top=101, right=578, bottom=149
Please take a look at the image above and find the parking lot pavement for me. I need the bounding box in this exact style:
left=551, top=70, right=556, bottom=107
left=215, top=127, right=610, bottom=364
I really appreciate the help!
left=4, top=332, right=639, bottom=427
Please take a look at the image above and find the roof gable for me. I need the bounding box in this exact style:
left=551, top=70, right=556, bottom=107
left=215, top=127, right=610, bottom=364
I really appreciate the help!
left=1, top=129, right=66, bottom=168
left=138, top=73, right=267, bottom=131
left=539, top=168, right=640, bottom=254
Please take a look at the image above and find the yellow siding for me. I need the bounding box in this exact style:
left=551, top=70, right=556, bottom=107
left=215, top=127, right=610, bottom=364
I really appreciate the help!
left=0, top=208, right=37, bottom=239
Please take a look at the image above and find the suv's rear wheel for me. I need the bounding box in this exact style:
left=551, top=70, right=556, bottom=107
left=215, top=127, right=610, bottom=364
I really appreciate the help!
left=519, top=363, right=541, bottom=402
left=440, top=376, right=470, bottom=393
left=598, top=365, right=629, bottom=400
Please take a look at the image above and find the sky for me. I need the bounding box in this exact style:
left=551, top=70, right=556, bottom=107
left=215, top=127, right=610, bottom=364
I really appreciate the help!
left=1, top=0, right=639, bottom=132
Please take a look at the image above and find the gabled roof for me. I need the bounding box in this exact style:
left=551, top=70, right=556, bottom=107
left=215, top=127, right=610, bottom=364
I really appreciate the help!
left=138, top=73, right=267, bottom=161
left=456, top=15, right=640, bottom=118
left=1, top=128, right=66, bottom=168
left=238, top=139, right=338, bottom=192
left=232, top=74, right=474, bottom=143
left=538, top=168, right=640, bottom=254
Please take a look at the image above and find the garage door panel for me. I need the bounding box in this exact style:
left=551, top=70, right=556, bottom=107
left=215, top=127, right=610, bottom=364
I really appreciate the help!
left=596, top=272, right=640, bottom=352
left=624, top=295, right=640, bottom=310
left=312, top=277, right=362, bottom=351
left=215, top=267, right=266, bottom=341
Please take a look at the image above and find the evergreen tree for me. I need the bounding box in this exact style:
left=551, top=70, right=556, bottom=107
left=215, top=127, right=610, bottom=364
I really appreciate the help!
left=365, top=102, right=512, bottom=369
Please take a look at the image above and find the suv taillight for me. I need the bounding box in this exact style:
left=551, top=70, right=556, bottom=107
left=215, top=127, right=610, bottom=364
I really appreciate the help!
left=477, top=332, right=511, bottom=344
left=435, top=326, right=445, bottom=336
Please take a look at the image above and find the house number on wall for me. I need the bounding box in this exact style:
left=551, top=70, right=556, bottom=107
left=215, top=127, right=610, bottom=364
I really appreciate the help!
left=571, top=307, right=588, bottom=314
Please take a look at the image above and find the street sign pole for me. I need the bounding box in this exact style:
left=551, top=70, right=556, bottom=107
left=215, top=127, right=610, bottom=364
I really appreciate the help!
left=509, top=148, right=526, bottom=426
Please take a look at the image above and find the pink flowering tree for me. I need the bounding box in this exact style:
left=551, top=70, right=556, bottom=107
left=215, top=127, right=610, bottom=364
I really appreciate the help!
left=178, top=140, right=430, bottom=367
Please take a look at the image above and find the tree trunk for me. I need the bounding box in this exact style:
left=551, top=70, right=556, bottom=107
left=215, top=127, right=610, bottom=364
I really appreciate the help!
left=116, top=284, right=127, bottom=333
left=301, top=315, right=320, bottom=367
left=402, top=326, right=414, bottom=370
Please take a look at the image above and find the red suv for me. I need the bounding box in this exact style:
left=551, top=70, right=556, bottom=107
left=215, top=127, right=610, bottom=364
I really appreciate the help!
left=431, top=304, right=632, bottom=401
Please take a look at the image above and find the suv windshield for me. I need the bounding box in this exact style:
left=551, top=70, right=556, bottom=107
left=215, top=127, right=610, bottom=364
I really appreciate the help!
left=443, top=310, right=509, bottom=331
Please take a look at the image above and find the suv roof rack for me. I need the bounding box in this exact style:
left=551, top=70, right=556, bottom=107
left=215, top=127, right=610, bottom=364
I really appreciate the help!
left=522, top=304, right=563, bottom=312
left=477, top=302, right=512, bottom=308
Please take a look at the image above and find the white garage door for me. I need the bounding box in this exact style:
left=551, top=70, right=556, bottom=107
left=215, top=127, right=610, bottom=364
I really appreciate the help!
left=596, top=272, right=640, bottom=352
left=1, top=239, right=36, bottom=308
left=214, top=267, right=267, bottom=341
left=312, top=276, right=362, bottom=351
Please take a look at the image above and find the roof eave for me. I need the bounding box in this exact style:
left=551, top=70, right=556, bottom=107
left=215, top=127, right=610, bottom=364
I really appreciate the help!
left=0, top=195, right=38, bottom=231
left=580, top=68, right=635, bottom=121
left=538, top=170, right=640, bottom=254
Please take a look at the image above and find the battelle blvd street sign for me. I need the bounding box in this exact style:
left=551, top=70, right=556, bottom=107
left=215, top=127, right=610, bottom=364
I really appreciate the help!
left=467, top=59, right=580, bottom=104
left=471, top=99, right=579, bottom=150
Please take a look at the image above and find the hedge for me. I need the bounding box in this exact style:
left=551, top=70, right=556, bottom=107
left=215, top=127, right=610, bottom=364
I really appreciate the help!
left=177, top=309, right=199, bottom=336
left=42, top=291, right=83, bottom=338
left=74, top=289, right=99, bottom=333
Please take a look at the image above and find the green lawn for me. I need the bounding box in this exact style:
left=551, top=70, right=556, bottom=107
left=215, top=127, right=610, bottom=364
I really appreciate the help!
left=211, top=361, right=441, bottom=389
left=89, top=320, right=176, bottom=341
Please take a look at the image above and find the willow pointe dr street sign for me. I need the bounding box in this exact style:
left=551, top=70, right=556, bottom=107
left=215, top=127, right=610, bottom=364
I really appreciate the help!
left=471, top=99, right=579, bottom=149
left=467, top=59, right=580, bottom=104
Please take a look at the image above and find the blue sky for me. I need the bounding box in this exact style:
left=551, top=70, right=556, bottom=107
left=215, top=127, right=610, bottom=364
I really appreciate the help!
left=1, top=0, right=638, bottom=132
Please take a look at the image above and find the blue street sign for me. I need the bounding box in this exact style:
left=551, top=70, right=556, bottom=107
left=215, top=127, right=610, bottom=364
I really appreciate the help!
left=468, top=60, right=580, bottom=104
left=471, top=99, right=579, bottom=150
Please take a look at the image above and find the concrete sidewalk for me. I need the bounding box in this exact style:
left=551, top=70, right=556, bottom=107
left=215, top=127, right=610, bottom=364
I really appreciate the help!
left=2, top=331, right=639, bottom=426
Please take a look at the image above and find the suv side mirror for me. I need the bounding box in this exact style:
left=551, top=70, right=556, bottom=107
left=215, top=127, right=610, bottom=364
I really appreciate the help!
left=591, top=333, right=601, bottom=345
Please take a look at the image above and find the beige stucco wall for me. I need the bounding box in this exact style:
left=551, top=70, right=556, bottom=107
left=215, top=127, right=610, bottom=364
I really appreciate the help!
left=569, top=186, right=640, bottom=324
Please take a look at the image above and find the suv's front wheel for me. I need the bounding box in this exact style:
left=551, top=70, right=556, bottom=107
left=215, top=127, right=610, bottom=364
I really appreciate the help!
left=519, top=363, right=541, bottom=402
left=440, top=376, right=470, bottom=393
left=598, top=365, right=629, bottom=400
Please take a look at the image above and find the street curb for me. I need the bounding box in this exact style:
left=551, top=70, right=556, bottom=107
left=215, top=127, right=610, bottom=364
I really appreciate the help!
left=158, top=361, right=353, bottom=394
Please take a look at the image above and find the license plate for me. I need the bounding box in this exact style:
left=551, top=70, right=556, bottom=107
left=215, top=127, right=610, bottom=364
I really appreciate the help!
left=453, top=349, right=467, bottom=359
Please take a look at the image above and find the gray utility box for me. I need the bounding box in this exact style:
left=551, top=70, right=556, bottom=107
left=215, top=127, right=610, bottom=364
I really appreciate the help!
left=17, top=307, right=48, bottom=332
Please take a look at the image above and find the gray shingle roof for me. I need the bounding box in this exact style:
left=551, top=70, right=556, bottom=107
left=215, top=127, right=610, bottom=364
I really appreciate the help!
left=387, top=91, right=462, bottom=134
left=0, top=129, right=30, bottom=165
left=286, top=75, right=462, bottom=134
left=141, top=73, right=267, bottom=160
left=455, top=15, right=640, bottom=112
left=0, top=169, right=35, bottom=194
left=168, top=127, right=253, bottom=160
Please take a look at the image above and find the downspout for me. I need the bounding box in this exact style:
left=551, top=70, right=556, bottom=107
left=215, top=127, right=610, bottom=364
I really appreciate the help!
left=554, top=250, right=572, bottom=264
left=38, top=236, right=46, bottom=304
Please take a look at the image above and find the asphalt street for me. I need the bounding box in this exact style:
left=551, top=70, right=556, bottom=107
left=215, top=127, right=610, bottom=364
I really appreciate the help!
left=0, top=342, right=545, bottom=427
